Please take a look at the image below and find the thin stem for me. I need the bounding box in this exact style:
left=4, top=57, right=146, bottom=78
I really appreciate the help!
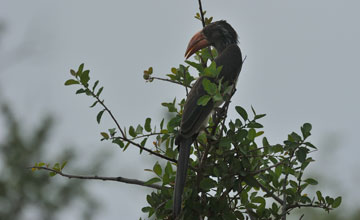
left=149, top=76, right=192, bottom=89
left=198, top=0, right=206, bottom=28
left=197, top=0, right=214, bottom=61
left=89, top=88, right=176, bottom=163
left=30, top=166, right=162, bottom=190
left=89, top=88, right=125, bottom=137
left=118, top=136, right=177, bottom=163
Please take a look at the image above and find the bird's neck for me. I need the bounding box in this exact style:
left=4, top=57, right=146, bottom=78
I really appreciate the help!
left=214, top=42, right=237, bottom=55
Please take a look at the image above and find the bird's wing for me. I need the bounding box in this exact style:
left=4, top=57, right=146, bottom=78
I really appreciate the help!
left=180, top=76, right=214, bottom=138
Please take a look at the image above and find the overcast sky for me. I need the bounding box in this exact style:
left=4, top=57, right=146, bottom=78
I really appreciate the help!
left=1, top=0, right=359, bottom=219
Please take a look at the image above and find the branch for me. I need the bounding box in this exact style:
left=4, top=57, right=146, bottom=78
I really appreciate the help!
left=118, top=136, right=177, bottom=163
left=249, top=161, right=284, bottom=176
left=197, top=0, right=214, bottom=61
left=286, top=203, right=332, bottom=212
left=89, top=89, right=177, bottom=163
left=198, top=0, right=206, bottom=28
left=30, top=166, right=162, bottom=190
left=149, top=76, right=192, bottom=89
left=90, top=89, right=125, bottom=137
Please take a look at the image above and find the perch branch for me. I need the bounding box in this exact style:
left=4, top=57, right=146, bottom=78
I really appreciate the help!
left=30, top=166, right=162, bottom=190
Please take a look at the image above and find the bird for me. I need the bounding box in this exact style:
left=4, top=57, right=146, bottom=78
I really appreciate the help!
left=172, top=20, right=243, bottom=219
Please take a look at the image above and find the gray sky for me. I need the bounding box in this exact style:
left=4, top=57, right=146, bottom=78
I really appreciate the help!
left=1, top=0, right=359, bottom=219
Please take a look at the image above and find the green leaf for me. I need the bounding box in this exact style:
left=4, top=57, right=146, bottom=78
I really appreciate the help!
left=165, top=162, right=173, bottom=175
left=161, top=101, right=177, bottom=113
left=145, top=118, right=152, bottom=132
left=113, top=138, right=124, bottom=148
left=100, top=132, right=109, bottom=139
left=153, top=162, right=162, bottom=176
left=202, top=78, right=217, bottom=95
left=296, top=147, right=308, bottom=163
left=141, top=206, right=153, bottom=213
left=304, top=142, right=317, bottom=149
left=304, top=178, right=318, bottom=185
left=301, top=123, right=312, bottom=139
left=185, top=60, right=204, bottom=72
left=244, top=175, right=259, bottom=188
left=61, top=161, right=67, bottom=170
left=108, top=128, right=116, bottom=137
left=76, top=88, right=86, bottom=94
left=140, top=138, right=147, bottom=147
left=212, top=92, right=223, bottom=102
left=53, top=163, right=60, bottom=170
left=129, top=126, right=137, bottom=137
left=92, top=80, right=99, bottom=91
left=254, top=114, right=266, bottom=120
left=275, top=165, right=282, bottom=177
left=167, top=115, right=181, bottom=132
left=96, top=110, right=105, bottom=124
left=160, top=118, right=164, bottom=129
left=248, top=121, right=263, bottom=128
left=199, top=178, right=217, bottom=191
left=316, top=191, right=324, bottom=203
left=332, top=196, right=342, bottom=208
left=70, top=69, right=76, bottom=76
left=123, top=142, right=130, bottom=151
left=262, top=137, right=270, bottom=147
left=144, top=177, right=161, bottom=185
left=89, top=101, right=98, bottom=108
left=203, top=61, right=222, bottom=78
left=247, top=128, right=256, bottom=141
left=148, top=67, right=153, bottom=74
left=235, top=106, right=248, bottom=121
left=96, top=87, right=104, bottom=97
left=77, top=63, right=84, bottom=75
left=49, top=172, right=57, bottom=177
left=136, top=124, right=143, bottom=134
left=290, top=132, right=302, bottom=142
left=80, top=70, right=90, bottom=86
left=64, top=79, right=79, bottom=86
left=253, top=196, right=265, bottom=206
left=197, top=95, right=211, bottom=106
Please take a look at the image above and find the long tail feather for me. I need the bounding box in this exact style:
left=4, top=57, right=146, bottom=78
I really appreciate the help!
left=172, top=138, right=192, bottom=219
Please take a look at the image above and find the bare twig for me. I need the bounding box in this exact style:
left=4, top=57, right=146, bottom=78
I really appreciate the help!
left=286, top=203, right=331, bottom=212
left=149, top=76, right=192, bottom=89
left=127, top=132, right=162, bottom=141
left=89, top=89, right=176, bottom=163
left=30, top=166, right=162, bottom=190
left=197, top=0, right=214, bottom=61
left=198, top=0, right=206, bottom=28
left=90, top=89, right=125, bottom=137
left=118, top=136, right=177, bottom=163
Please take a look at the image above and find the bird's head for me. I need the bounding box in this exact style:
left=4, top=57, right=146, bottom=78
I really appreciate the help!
left=185, top=20, right=238, bottom=59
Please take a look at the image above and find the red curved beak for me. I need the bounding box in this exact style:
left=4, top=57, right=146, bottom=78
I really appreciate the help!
left=184, top=31, right=210, bottom=59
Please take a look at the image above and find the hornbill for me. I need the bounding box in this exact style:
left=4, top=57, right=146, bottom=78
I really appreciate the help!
left=173, top=20, right=243, bottom=218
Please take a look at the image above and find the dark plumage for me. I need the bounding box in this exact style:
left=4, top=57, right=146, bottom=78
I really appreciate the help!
left=173, top=20, right=243, bottom=219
